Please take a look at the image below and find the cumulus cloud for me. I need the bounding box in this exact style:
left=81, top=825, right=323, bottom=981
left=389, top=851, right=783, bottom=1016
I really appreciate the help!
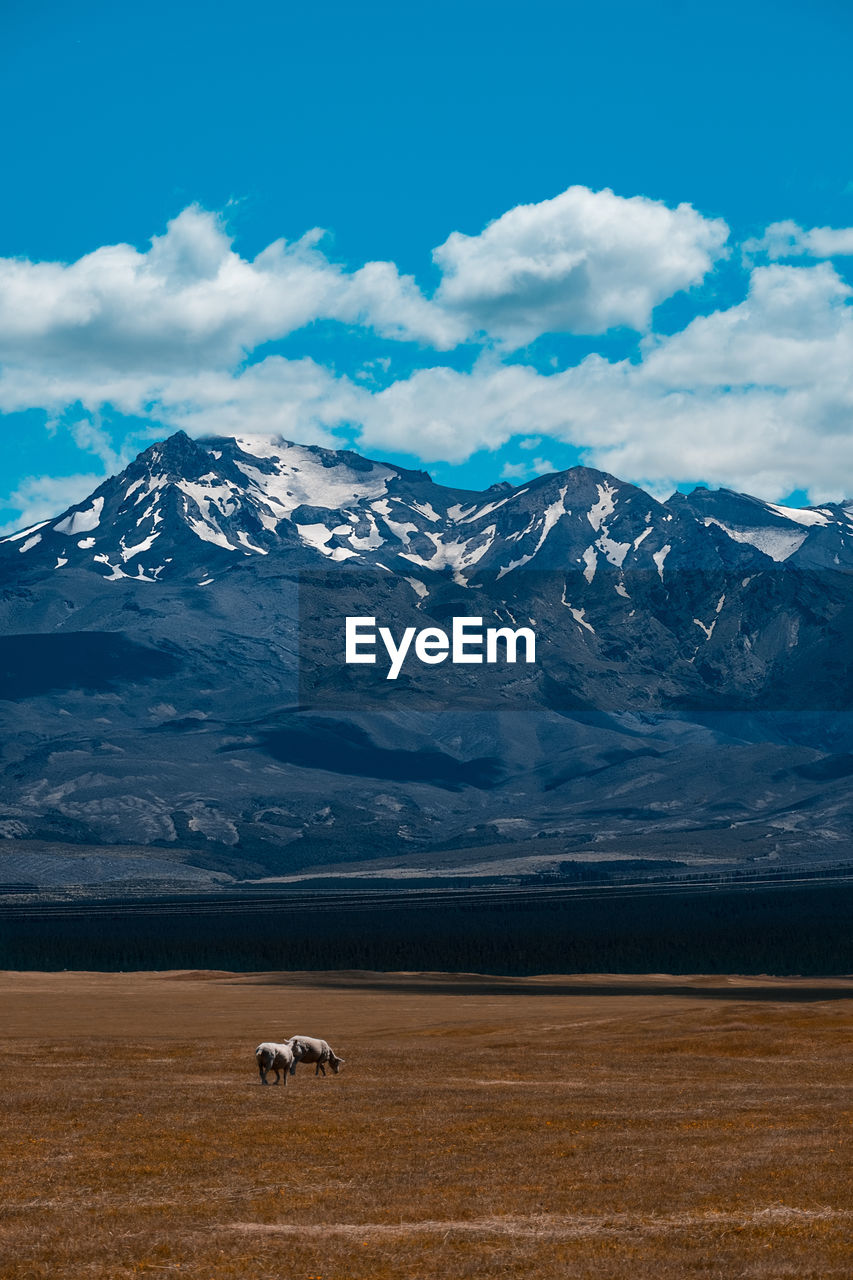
left=351, top=261, right=853, bottom=500
left=67, top=414, right=127, bottom=473
left=500, top=461, right=529, bottom=480
left=744, top=219, right=853, bottom=261
left=148, top=357, right=364, bottom=443
left=0, top=206, right=462, bottom=383
left=0, top=356, right=363, bottom=452
left=0, top=189, right=732, bottom=436
left=7, top=256, right=852, bottom=505
left=5, top=193, right=853, bottom=517
left=0, top=188, right=728, bottom=413
left=433, top=185, right=729, bottom=345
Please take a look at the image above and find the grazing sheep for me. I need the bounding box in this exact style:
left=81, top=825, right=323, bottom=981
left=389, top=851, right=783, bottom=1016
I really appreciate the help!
left=255, top=1041, right=295, bottom=1085
left=287, top=1035, right=345, bottom=1076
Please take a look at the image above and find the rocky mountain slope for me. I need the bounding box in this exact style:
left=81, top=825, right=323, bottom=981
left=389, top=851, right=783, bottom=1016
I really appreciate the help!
left=1, top=432, right=852, bottom=888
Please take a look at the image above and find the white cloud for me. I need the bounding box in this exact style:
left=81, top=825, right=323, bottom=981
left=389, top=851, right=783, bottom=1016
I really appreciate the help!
left=0, top=354, right=366, bottom=452
left=0, top=190, right=732, bottom=444
left=356, top=359, right=569, bottom=461
left=351, top=261, right=853, bottom=500
left=148, top=357, right=364, bottom=443
left=744, top=219, right=853, bottom=261
left=9, top=257, right=846, bottom=502
left=501, top=455, right=555, bottom=482
left=433, top=185, right=729, bottom=345
left=68, top=414, right=127, bottom=473
left=5, top=195, right=853, bottom=517
left=0, top=206, right=462, bottom=385
left=531, top=457, right=555, bottom=475
left=0, top=188, right=728, bottom=418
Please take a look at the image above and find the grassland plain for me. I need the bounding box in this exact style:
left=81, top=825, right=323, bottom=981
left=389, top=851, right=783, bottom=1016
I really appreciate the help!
left=0, top=970, right=850, bottom=1279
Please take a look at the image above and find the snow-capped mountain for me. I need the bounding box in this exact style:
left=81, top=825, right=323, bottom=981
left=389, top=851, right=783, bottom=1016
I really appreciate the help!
left=7, top=430, right=853, bottom=585
left=1, top=431, right=852, bottom=889
left=670, top=485, right=853, bottom=568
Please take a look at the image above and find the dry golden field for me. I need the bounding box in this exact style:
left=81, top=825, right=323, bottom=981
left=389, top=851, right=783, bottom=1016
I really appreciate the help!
left=0, top=969, right=851, bottom=1279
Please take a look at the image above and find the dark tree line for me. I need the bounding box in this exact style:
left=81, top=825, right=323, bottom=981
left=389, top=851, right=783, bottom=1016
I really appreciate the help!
left=0, top=882, right=851, bottom=975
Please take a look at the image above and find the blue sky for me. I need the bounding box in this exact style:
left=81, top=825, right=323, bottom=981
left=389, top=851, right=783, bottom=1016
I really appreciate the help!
left=2, top=0, right=853, bottom=531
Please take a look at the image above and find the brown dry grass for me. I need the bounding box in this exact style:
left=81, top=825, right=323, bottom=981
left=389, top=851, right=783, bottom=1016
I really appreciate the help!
left=0, top=970, right=851, bottom=1278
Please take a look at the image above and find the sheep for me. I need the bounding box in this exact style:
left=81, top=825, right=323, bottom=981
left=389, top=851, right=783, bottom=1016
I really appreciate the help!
left=286, top=1035, right=345, bottom=1076
left=255, top=1041, right=295, bottom=1085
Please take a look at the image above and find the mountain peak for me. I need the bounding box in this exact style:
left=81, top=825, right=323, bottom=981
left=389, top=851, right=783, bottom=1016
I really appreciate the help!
left=4, top=432, right=852, bottom=585
left=129, top=429, right=214, bottom=479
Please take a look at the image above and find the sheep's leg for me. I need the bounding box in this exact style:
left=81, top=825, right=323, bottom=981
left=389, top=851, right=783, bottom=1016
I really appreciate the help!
left=272, top=1067, right=280, bottom=1085
left=316, top=1061, right=326, bottom=1076
left=258, top=1063, right=268, bottom=1085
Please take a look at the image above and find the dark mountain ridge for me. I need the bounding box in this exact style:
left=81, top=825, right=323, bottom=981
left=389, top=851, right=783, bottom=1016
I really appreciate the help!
left=1, top=431, right=851, bottom=891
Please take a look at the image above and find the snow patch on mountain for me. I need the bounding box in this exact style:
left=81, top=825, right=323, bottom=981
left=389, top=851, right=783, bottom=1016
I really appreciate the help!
left=653, top=544, right=671, bottom=579
left=1, top=519, right=50, bottom=544
left=236, top=531, right=268, bottom=554
left=185, top=515, right=238, bottom=551
left=136, top=500, right=162, bottom=528
left=596, top=533, right=631, bottom=568
left=93, top=553, right=131, bottom=580
left=401, top=525, right=497, bottom=583
left=381, top=514, right=419, bottom=546
left=232, top=436, right=392, bottom=518
left=347, top=512, right=385, bottom=551
left=410, top=500, right=440, bottom=522
left=132, top=475, right=168, bottom=504
left=495, top=487, right=568, bottom=579
left=297, top=522, right=350, bottom=555
left=561, top=586, right=595, bottom=633
left=120, top=532, right=161, bottom=562
left=54, top=496, right=104, bottom=535
left=766, top=503, right=831, bottom=527
left=456, top=488, right=529, bottom=524
left=587, top=482, right=617, bottom=532
left=703, top=518, right=807, bottom=562
left=179, top=476, right=238, bottom=513
left=447, top=503, right=478, bottom=522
